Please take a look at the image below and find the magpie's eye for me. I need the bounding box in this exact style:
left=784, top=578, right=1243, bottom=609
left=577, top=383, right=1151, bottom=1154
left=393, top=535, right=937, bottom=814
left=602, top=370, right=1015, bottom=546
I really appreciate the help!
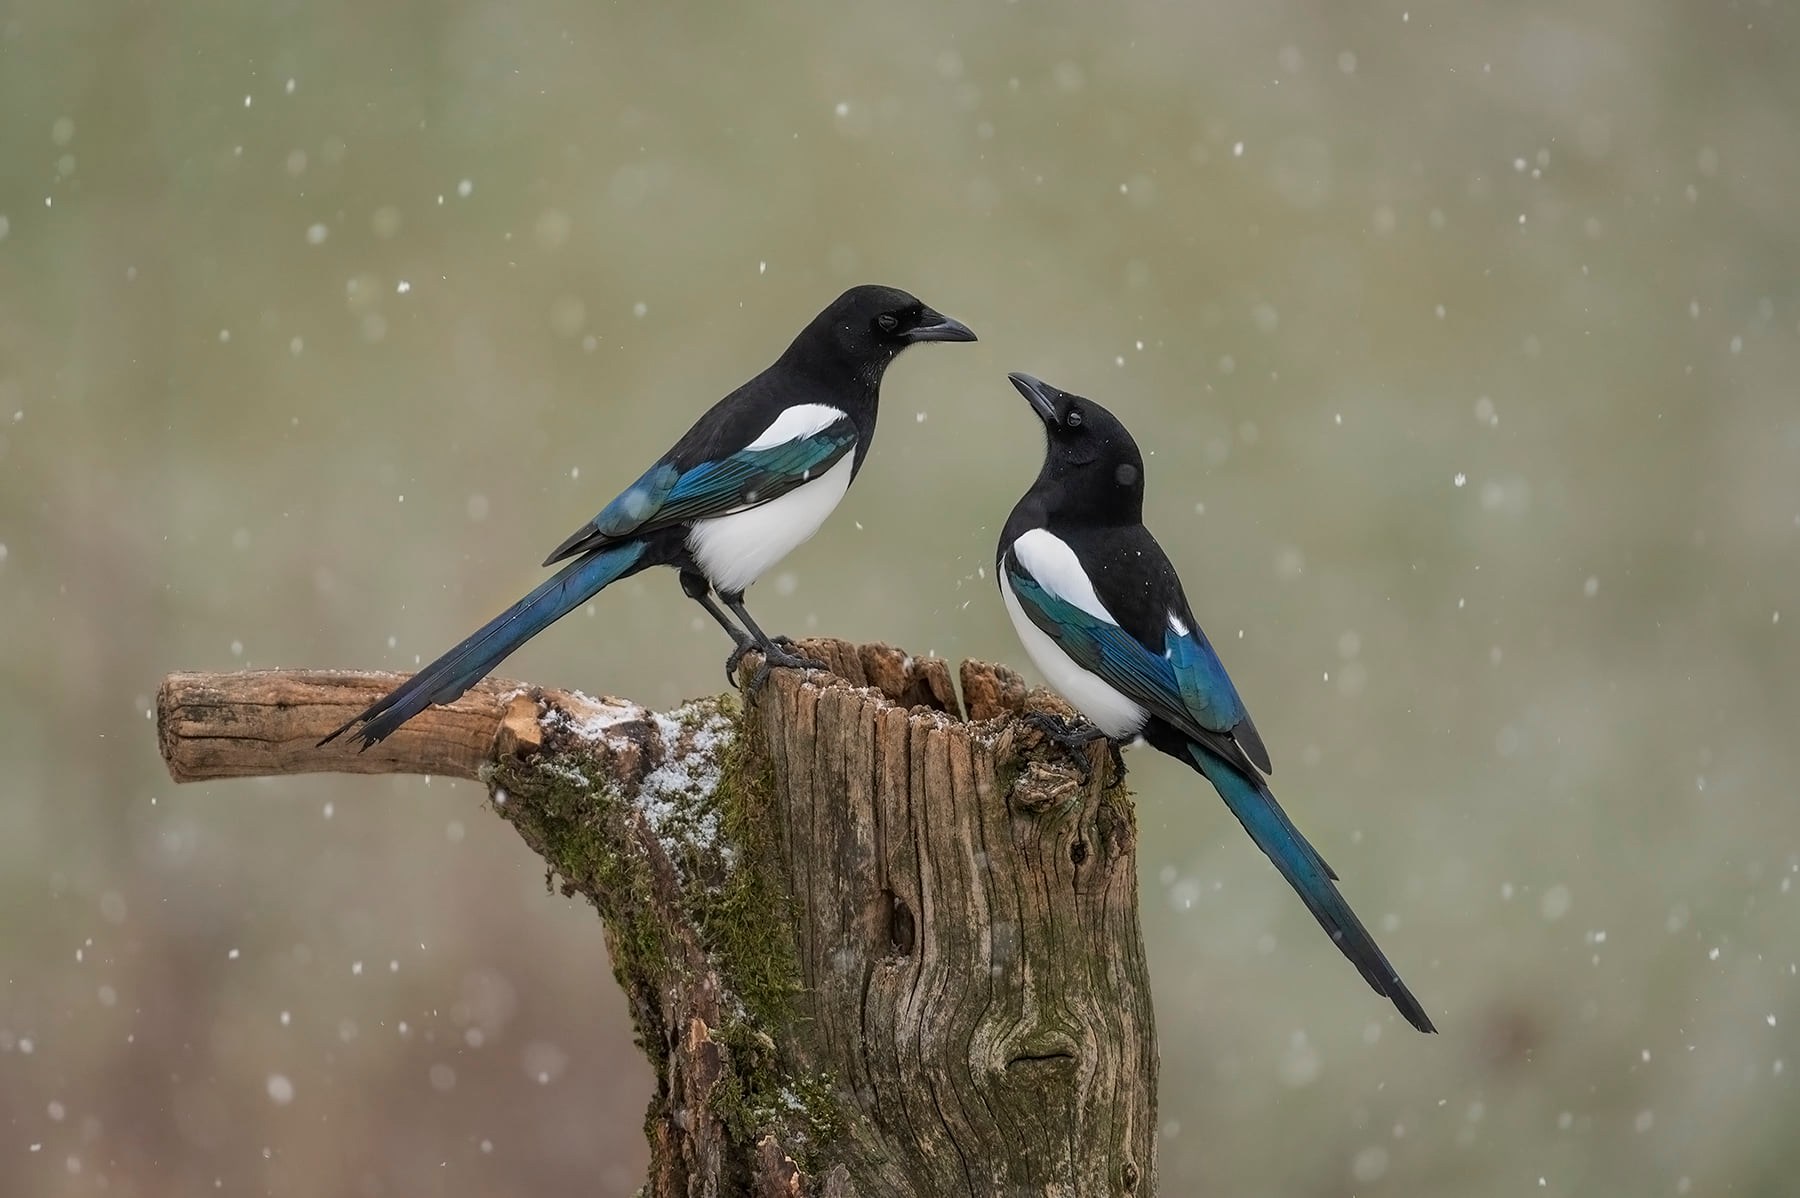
left=876, top=313, right=900, bottom=334
left=1065, top=407, right=1084, bottom=428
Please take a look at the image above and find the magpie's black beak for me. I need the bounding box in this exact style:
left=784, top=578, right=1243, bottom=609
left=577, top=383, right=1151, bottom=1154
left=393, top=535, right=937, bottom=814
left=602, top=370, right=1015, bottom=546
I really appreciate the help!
left=1007, top=372, right=1060, bottom=425
left=905, top=308, right=978, bottom=343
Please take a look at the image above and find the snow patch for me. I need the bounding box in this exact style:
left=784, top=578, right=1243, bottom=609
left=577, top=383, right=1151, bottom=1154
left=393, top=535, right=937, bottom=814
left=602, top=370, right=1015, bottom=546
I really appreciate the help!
left=544, top=691, right=648, bottom=748
left=635, top=703, right=736, bottom=875
left=537, top=759, right=592, bottom=790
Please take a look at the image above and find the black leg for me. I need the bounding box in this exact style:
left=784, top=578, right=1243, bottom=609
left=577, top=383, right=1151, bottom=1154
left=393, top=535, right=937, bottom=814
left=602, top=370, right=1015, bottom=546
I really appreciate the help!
left=721, top=592, right=827, bottom=693
left=681, top=571, right=757, bottom=684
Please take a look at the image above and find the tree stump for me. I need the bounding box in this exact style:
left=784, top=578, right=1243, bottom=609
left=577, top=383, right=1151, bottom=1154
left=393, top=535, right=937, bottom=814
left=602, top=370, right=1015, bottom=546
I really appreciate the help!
left=156, top=638, right=1158, bottom=1197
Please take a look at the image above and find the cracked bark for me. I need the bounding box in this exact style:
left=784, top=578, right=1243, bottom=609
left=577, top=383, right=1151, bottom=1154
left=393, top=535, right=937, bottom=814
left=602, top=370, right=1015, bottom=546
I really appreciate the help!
left=156, top=638, right=1158, bottom=1196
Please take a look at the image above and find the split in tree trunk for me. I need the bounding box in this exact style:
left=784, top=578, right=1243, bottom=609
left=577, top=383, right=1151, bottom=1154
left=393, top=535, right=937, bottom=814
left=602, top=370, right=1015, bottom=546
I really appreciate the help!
left=156, top=638, right=1158, bottom=1197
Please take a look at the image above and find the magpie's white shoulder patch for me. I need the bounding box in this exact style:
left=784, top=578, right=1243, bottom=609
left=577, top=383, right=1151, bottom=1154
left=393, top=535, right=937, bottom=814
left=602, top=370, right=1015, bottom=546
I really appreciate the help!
left=1010, top=528, right=1120, bottom=626
left=744, top=403, right=848, bottom=451
left=1168, top=612, right=1190, bottom=637
left=1001, top=532, right=1147, bottom=739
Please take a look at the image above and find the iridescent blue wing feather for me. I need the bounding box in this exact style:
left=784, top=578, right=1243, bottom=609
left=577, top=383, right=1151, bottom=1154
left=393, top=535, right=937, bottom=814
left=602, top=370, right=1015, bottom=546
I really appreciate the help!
left=543, top=418, right=856, bottom=565
left=1004, top=556, right=1261, bottom=760
left=655, top=423, right=855, bottom=523
left=1166, top=621, right=1270, bottom=772
left=1004, top=554, right=1330, bottom=881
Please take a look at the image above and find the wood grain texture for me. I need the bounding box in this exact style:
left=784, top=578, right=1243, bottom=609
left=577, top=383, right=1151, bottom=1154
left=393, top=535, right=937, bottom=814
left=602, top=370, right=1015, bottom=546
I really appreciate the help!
left=154, top=639, right=1158, bottom=1196
left=156, top=669, right=641, bottom=782
left=757, top=653, right=1155, bottom=1195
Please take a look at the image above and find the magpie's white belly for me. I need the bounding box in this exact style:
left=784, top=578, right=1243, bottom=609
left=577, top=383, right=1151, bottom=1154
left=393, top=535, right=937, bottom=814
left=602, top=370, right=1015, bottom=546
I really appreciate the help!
left=687, top=454, right=855, bottom=594
left=1000, top=572, right=1149, bottom=739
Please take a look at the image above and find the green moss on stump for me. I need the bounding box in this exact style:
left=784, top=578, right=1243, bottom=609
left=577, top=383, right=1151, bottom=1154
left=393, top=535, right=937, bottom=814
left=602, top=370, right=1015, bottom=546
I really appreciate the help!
left=700, top=711, right=804, bottom=1028
left=486, top=752, right=671, bottom=986
left=484, top=693, right=843, bottom=1172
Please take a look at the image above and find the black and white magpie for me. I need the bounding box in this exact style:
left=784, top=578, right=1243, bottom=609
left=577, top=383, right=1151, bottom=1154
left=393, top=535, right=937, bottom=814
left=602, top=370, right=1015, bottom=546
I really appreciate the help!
left=321, top=284, right=975, bottom=749
left=996, top=371, right=1435, bottom=1032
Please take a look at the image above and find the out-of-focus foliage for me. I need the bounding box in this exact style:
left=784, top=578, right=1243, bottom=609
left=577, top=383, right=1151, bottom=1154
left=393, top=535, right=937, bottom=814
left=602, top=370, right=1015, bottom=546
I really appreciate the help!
left=2, top=1, right=1796, bottom=1193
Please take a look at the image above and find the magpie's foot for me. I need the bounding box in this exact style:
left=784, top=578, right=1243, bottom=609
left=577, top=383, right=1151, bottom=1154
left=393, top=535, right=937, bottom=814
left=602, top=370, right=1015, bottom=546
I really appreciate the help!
left=741, top=645, right=829, bottom=697
left=1022, top=710, right=1111, bottom=784
left=723, top=639, right=758, bottom=685
left=1023, top=710, right=1107, bottom=750
left=770, top=634, right=798, bottom=651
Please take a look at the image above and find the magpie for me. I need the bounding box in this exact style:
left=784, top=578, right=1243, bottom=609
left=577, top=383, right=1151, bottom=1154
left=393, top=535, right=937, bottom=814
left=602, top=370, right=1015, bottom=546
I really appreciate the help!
left=995, top=372, right=1435, bottom=1033
left=320, top=284, right=975, bottom=749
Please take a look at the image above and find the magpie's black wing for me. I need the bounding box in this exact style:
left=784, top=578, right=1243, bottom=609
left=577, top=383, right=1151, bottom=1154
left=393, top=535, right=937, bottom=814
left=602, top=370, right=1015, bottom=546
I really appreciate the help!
left=1008, top=525, right=1271, bottom=773
left=542, top=406, right=856, bottom=566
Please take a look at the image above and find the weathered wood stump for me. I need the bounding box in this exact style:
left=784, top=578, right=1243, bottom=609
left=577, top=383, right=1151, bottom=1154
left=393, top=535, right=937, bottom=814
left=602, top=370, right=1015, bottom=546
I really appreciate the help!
left=156, top=638, right=1158, bottom=1196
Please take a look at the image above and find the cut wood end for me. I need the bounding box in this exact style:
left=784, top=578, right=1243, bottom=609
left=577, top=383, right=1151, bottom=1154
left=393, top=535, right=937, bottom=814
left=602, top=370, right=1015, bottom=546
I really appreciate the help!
left=496, top=693, right=544, bottom=758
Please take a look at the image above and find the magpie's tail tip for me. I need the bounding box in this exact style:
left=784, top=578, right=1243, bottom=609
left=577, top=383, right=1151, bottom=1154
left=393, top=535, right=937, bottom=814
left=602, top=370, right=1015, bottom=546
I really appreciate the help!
left=317, top=716, right=365, bottom=749
left=1393, top=994, right=1437, bottom=1034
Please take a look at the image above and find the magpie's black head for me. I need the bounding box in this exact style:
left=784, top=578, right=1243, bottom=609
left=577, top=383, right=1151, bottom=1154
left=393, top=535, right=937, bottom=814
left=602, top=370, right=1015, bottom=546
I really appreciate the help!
left=1008, top=372, right=1145, bottom=522
left=787, top=284, right=977, bottom=380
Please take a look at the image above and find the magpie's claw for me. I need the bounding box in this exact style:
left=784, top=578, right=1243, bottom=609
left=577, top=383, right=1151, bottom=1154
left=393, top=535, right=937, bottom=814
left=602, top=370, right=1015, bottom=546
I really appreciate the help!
left=1107, top=742, right=1129, bottom=781
left=740, top=645, right=828, bottom=697
left=1023, top=710, right=1107, bottom=749
left=724, top=640, right=757, bottom=685
left=1022, top=710, right=1112, bottom=784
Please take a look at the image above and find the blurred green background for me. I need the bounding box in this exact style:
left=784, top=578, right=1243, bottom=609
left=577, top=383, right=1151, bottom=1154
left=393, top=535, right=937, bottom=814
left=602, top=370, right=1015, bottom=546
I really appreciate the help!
left=3, top=1, right=1797, bottom=1194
